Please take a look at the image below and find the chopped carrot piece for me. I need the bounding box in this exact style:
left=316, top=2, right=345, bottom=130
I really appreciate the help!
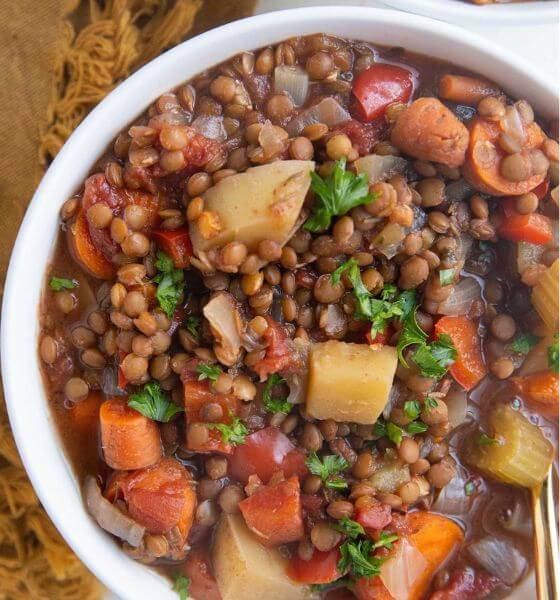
left=286, top=547, right=341, bottom=585
left=497, top=198, right=553, bottom=245
left=438, top=74, right=500, bottom=106
left=512, top=371, right=559, bottom=417
left=99, top=398, right=162, bottom=470
left=152, top=228, right=192, bottom=268
left=239, top=475, right=304, bottom=546
left=435, top=316, right=487, bottom=391
left=69, top=390, right=103, bottom=436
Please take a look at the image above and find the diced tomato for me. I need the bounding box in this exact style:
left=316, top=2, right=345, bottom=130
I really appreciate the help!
left=429, top=567, right=503, bottom=600
left=512, top=371, right=559, bottom=417
left=497, top=197, right=553, bottom=245
left=435, top=316, right=487, bottom=391
left=239, top=476, right=304, bottom=546
left=228, top=426, right=308, bottom=484
left=183, top=379, right=240, bottom=454
left=333, top=118, right=385, bottom=155
left=182, top=547, right=222, bottom=600
left=152, top=227, right=192, bottom=268
left=286, top=547, right=341, bottom=585
left=355, top=498, right=392, bottom=531
left=251, top=317, right=294, bottom=380
left=352, top=63, right=414, bottom=122
left=111, top=458, right=196, bottom=540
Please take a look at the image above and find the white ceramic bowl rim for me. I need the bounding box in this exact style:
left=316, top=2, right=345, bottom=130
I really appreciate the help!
left=1, top=6, right=557, bottom=600
left=378, top=0, right=559, bottom=26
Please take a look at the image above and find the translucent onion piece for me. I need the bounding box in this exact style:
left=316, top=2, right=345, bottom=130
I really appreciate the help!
left=354, top=154, right=408, bottom=185
left=102, top=367, right=126, bottom=396
left=467, top=536, right=527, bottom=585
left=274, top=65, right=309, bottom=107
left=383, top=381, right=409, bottom=420
left=445, top=179, right=474, bottom=203
left=455, top=233, right=474, bottom=271
left=445, top=387, right=468, bottom=429
left=84, top=476, right=145, bottom=547
left=501, top=105, right=526, bottom=145
left=438, top=277, right=481, bottom=316
left=258, top=120, right=286, bottom=159
left=286, top=97, right=350, bottom=136
left=203, top=292, right=243, bottom=362
left=321, top=304, right=346, bottom=337
left=191, top=115, right=227, bottom=142
left=432, top=469, right=471, bottom=517
left=373, top=223, right=405, bottom=259
left=149, top=111, right=191, bottom=128
left=482, top=495, right=533, bottom=539
left=380, top=538, right=428, bottom=600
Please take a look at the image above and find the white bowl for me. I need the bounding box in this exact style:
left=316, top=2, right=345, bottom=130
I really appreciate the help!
left=1, top=6, right=557, bottom=600
left=378, top=0, right=558, bottom=25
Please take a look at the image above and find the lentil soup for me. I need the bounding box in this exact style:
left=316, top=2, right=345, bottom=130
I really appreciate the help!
left=38, top=33, right=559, bottom=600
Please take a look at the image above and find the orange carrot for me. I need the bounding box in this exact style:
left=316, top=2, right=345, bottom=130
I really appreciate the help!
left=69, top=390, right=104, bottom=436
left=100, top=398, right=162, bottom=470
left=438, top=74, right=500, bottom=106
left=67, top=209, right=116, bottom=280
left=513, top=371, right=559, bottom=417
left=462, top=117, right=546, bottom=196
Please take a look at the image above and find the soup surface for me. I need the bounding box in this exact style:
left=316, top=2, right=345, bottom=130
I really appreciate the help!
left=38, top=33, right=559, bottom=600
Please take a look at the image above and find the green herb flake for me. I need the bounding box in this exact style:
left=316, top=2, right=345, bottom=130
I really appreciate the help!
left=548, top=334, right=559, bottom=374
left=128, top=381, right=184, bottom=423
left=510, top=332, right=541, bottom=355
left=406, top=421, right=428, bottom=435
left=49, top=277, right=77, bottom=291
left=338, top=539, right=385, bottom=580
left=424, top=397, right=438, bottom=409
left=403, top=400, right=421, bottom=421
left=333, top=516, right=366, bottom=539
left=305, top=159, right=377, bottom=232
left=372, top=531, right=399, bottom=550
left=172, top=574, right=190, bottom=600
left=306, top=452, right=349, bottom=488
left=412, top=334, right=457, bottom=379
left=396, top=306, right=427, bottom=365
left=185, top=315, right=201, bottom=339
left=385, top=421, right=404, bottom=445
left=207, top=414, right=248, bottom=446
left=262, top=374, right=292, bottom=414
left=154, top=251, right=184, bottom=319
left=197, top=363, right=222, bottom=383
left=477, top=434, right=498, bottom=446
left=439, top=269, right=455, bottom=287
left=464, top=481, right=475, bottom=496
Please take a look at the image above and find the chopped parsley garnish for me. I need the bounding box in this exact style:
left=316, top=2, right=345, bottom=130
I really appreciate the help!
left=306, top=452, right=349, bottom=489
left=185, top=315, right=201, bottom=339
left=128, top=381, right=183, bottom=423
left=403, top=400, right=421, bottom=420
left=197, top=363, right=222, bottom=383
left=262, top=374, right=292, bottom=414
left=405, top=421, right=428, bottom=435
left=172, top=574, right=190, bottom=600
left=207, top=414, right=248, bottom=446
left=333, top=516, right=365, bottom=539
left=372, top=530, right=399, bottom=550
left=338, top=539, right=385, bottom=580
left=49, top=277, right=77, bottom=291
left=154, top=251, right=184, bottom=319
left=510, top=332, right=541, bottom=355
left=305, top=159, right=377, bottom=232
left=375, top=418, right=427, bottom=443
left=464, top=481, right=476, bottom=496
left=424, top=396, right=438, bottom=409
left=548, top=334, right=559, bottom=374
left=439, top=269, right=455, bottom=287
left=477, top=434, right=498, bottom=446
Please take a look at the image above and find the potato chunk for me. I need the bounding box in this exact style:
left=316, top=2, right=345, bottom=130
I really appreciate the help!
left=213, top=514, right=312, bottom=600
left=306, top=341, right=398, bottom=424
left=190, top=160, right=314, bottom=254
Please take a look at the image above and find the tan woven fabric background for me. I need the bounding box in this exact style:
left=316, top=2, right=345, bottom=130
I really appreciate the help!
left=0, top=1, right=255, bottom=597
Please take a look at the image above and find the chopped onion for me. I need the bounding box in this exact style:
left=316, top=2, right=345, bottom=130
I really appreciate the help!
left=354, top=154, right=408, bottom=184
left=320, top=304, right=346, bottom=337
left=286, top=97, right=350, bottom=136
left=191, top=115, right=227, bottom=142
left=467, top=536, right=527, bottom=585
left=455, top=233, right=474, bottom=271
left=380, top=538, right=428, bottom=600
left=102, top=367, right=127, bottom=396
left=501, top=105, right=526, bottom=145
left=274, top=65, right=309, bottom=107
left=409, top=205, right=427, bottom=233
left=438, top=277, right=481, bottom=316
left=383, top=381, right=409, bottom=420
left=446, top=179, right=474, bottom=203
left=432, top=468, right=472, bottom=516
left=373, top=223, right=405, bottom=259
left=482, top=495, right=533, bottom=539
left=149, top=111, right=191, bottom=129
left=445, top=387, right=468, bottom=429
left=258, top=120, right=287, bottom=159
left=203, top=292, right=243, bottom=363
left=284, top=339, right=310, bottom=405
left=84, top=476, right=145, bottom=547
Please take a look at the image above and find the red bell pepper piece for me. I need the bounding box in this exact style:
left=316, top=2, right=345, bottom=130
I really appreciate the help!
left=434, top=316, right=487, bottom=391
left=497, top=197, right=553, bottom=245
left=239, top=476, right=304, bottom=546
left=352, top=63, right=414, bottom=122
left=286, top=547, right=341, bottom=585
left=152, top=227, right=192, bottom=268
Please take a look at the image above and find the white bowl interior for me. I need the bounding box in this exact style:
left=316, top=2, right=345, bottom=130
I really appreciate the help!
left=378, top=0, right=558, bottom=25
left=1, top=6, right=557, bottom=599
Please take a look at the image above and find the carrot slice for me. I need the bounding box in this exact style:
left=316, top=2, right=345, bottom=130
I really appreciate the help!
left=100, top=398, right=162, bottom=470
left=67, top=208, right=116, bottom=279
left=512, top=371, right=559, bottom=417
left=69, top=390, right=103, bottom=436
left=462, top=117, right=546, bottom=196
left=435, top=316, right=487, bottom=391
left=152, top=228, right=192, bottom=269
left=497, top=198, right=553, bottom=245
left=438, top=74, right=500, bottom=106
left=286, top=547, right=341, bottom=585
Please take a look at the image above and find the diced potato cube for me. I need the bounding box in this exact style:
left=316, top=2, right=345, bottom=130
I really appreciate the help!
left=531, top=259, right=558, bottom=331
left=306, top=341, right=398, bottom=424
left=190, top=160, right=314, bottom=254
left=467, top=404, right=553, bottom=489
left=213, top=514, right=312, bottom=600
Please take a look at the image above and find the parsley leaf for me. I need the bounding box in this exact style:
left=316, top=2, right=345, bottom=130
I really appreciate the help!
left=396, top=306, right=427, bottom=365
left=464, top=481, right=475, bottom=496
left=128, top=381, right=183, bottom=423
left=510, top=332, right=541, bottom=355
left=548, top=334, right=559, bottom=374
left=305, top=159, right=377, bottom=232
left=404, top=400, right=421, bottom=421
left=262, top=374, right=292, bottom=414
left=424, top=397, right=438, bottom=409
left=439, top=269, right=455, bottom=286
left=338, top=539, right=384, bottom=579
left=333, top=516, right=365, bottom=539
left=374, top=420, right=403, bottom=445
left=49, top=277, right=77, bottom=291
left=207, top=414, right=248, bottom=446
left=185, top=315, right=201, bottom=339
left=172, top=574, right=190, bottom=600
left=372, top=531, right=399, bottom=550
left=477, top=434, right=498, bottom=446
left=405, top=421, right=428, bottom=435
left=306, top=452, right=349, bottom=488
left=154, top=251, right=184, bottom=319
left=412, top=334, right=457, bottom=379
left=197, top=363, right=222, bottom=383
